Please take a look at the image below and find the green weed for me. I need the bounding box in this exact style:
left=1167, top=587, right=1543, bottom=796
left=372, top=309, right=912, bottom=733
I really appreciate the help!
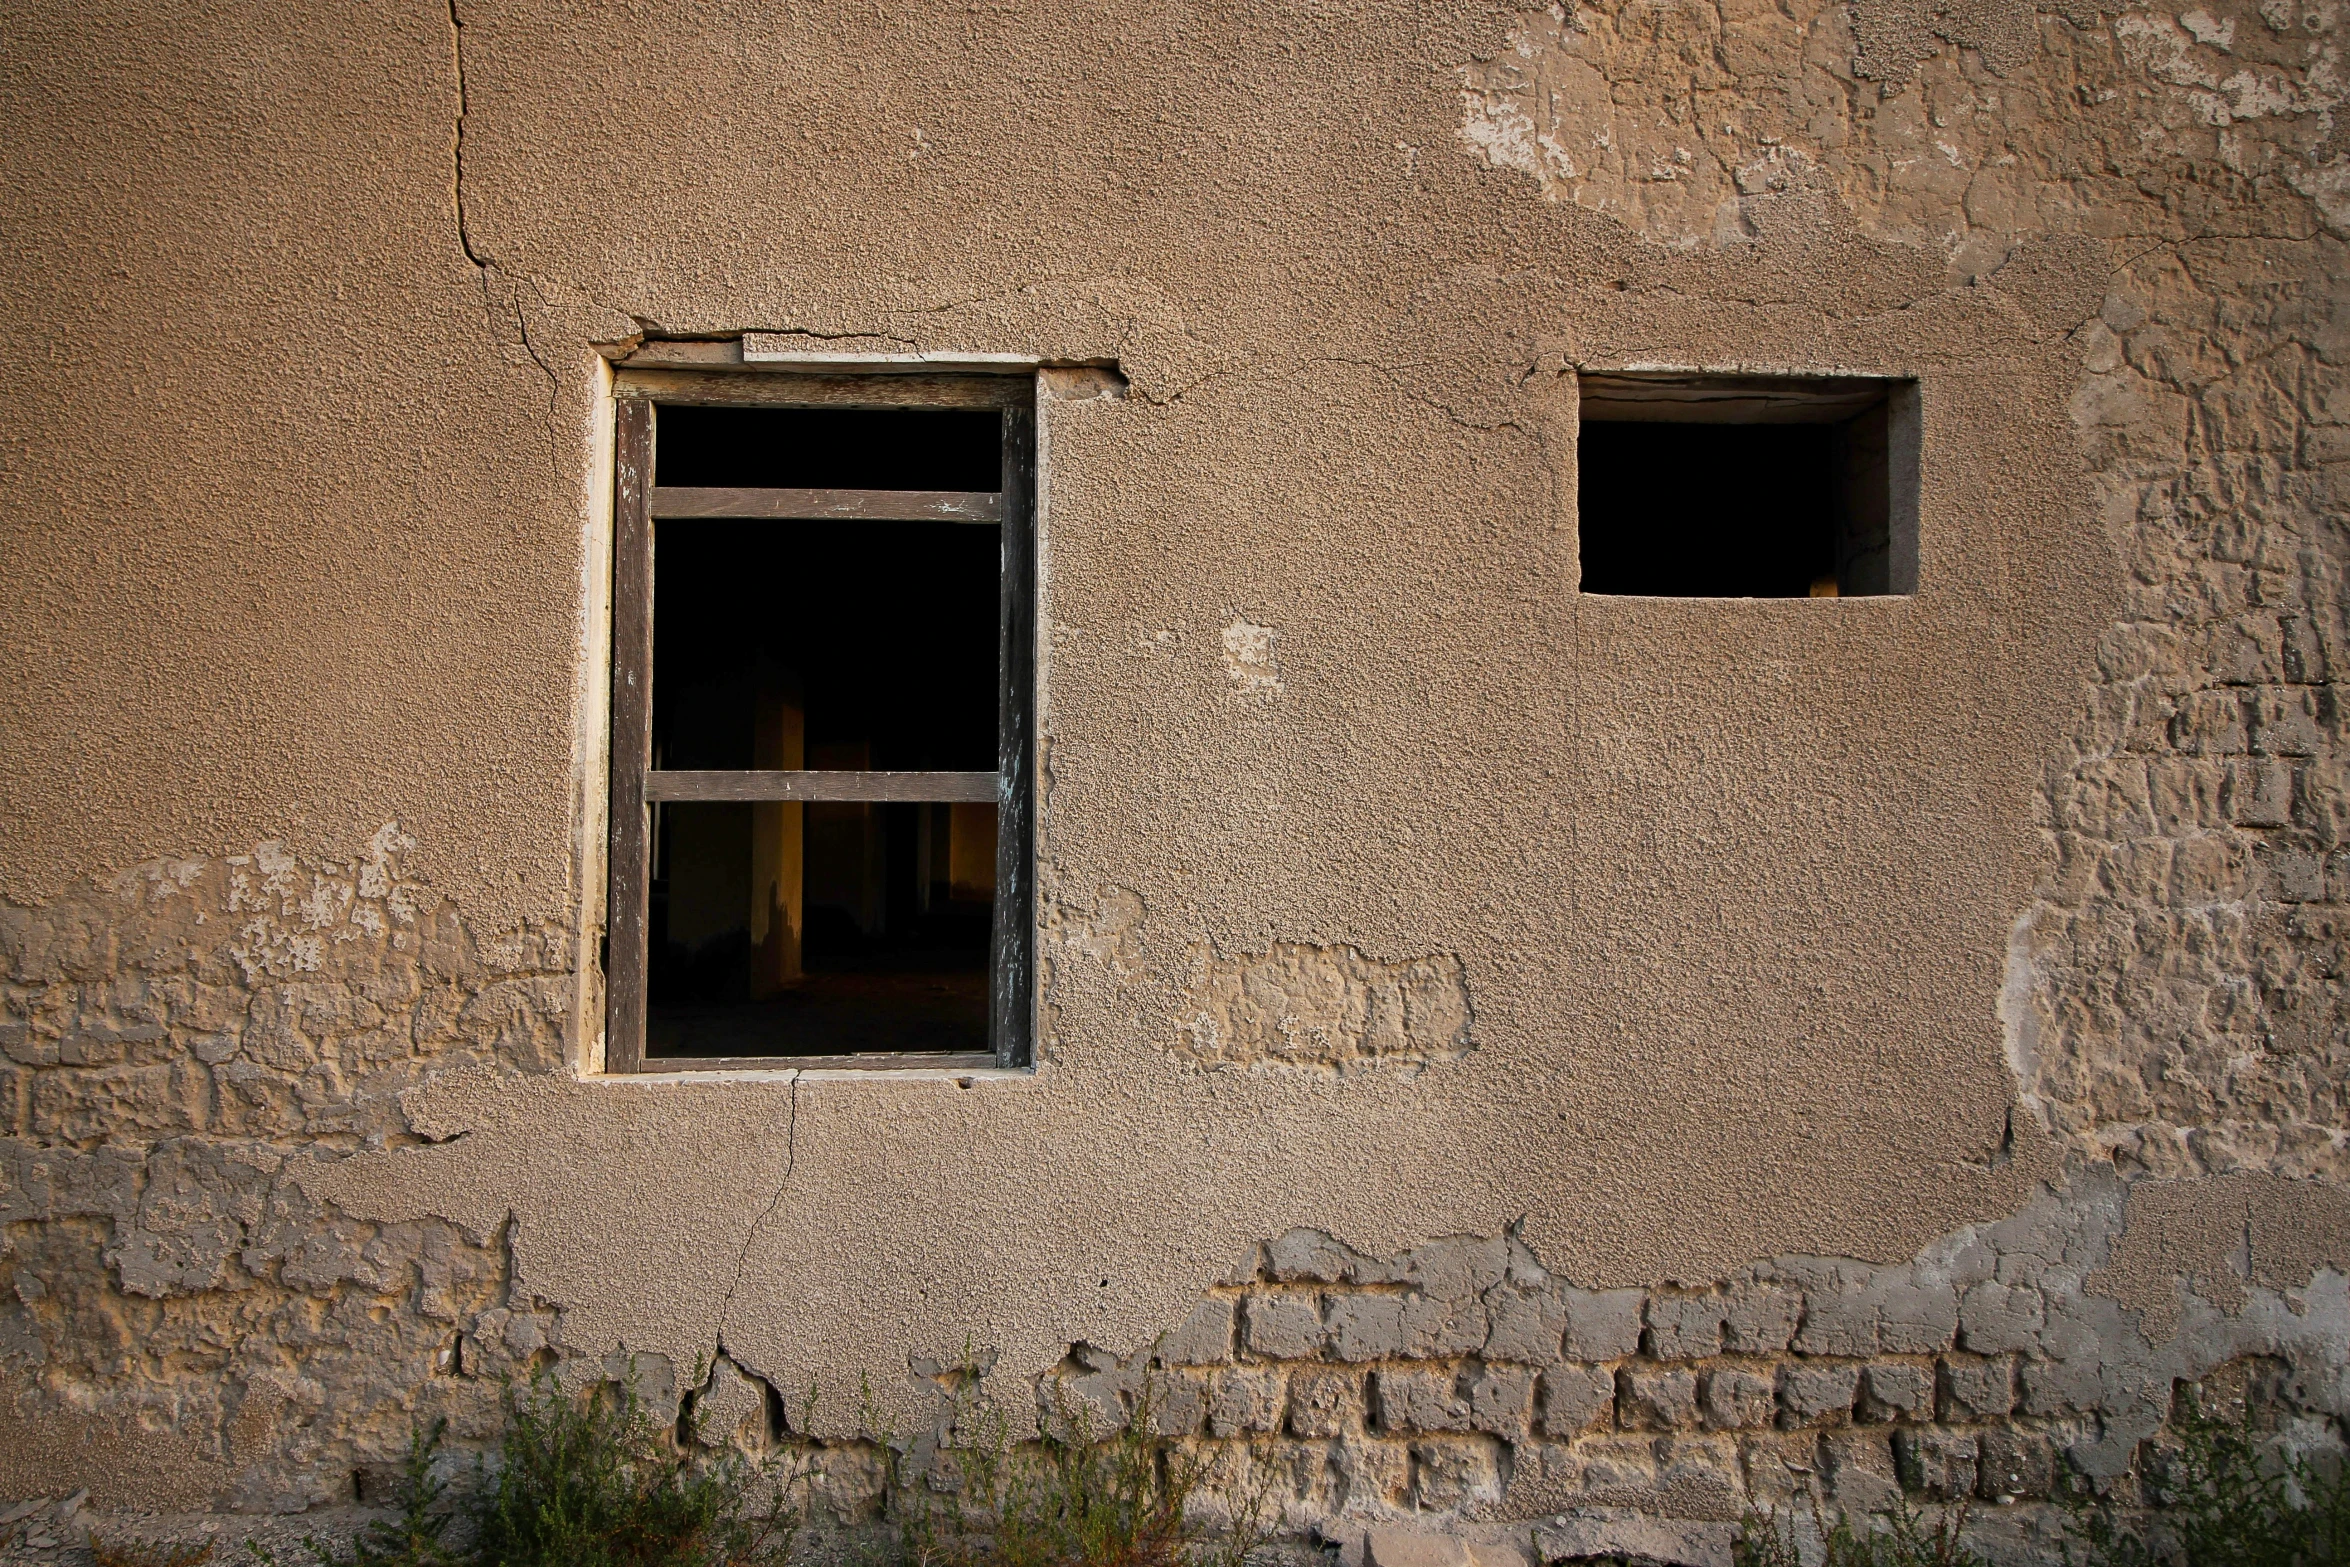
left=2065, top=1390, right=2350, bottom=1567
left=1734, top=1499, right=1986, bottom=1567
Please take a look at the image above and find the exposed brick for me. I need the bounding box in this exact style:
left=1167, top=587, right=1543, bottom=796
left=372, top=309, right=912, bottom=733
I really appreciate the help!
left=1977, top=1427, right=2056, bottom=1500
left=2020, top=1354, right=2103, bottom=1418
left=1645, top=1294, right=1725, bottom=1360
left=1938, top=1354, right=2016, bottom=1421
left=1336, top=1440, right=1413, bottom=1511
left=1793, top=1291, right=1879, bottom=1358
left=1721, top=1285, right=1802, bottom=1354
left=1875, top=1284, right=1958, bottom=1354
left=1858, top=1362, right=1934, bottom=1423
left=1482, top=1287, right=1564, bottom=1364
left=1287, top=1368, right=1360, bottom=1438
left=1467, top=1363, right=1536, bottom=1435
left=1410, top=1440, right=1502, bottom=1510
left=1820, top=1431, right=1902, bottom=1512
left=1779, top=1361, right=1863, bottom=1426
left=1265, top=1229, right=1358, bottom=1284
left=1617, top=1366, right=1699, bottom=1430
left=1243, top=1292, right=1325, bottom=1360
left=1157, top=1297, right=1235, bottom=1366
left=1959, top=1283, right=2045, bottom=1355
left=1561, top=1288, right=1645, bottom=1360
left=1700, top=1367, right=1777, bottom=1430
left=1147, top=1374, right=1207, bottom=1436
left=1536, top=1364, right=1617, bottom=1437
left=1327, top=1294, right=1405, bottom=1362
left=1398, top=1292, right=1489, bottom=1358
left=1895, top=1428, right=1980, bottom=1500
left=1377, top=1367, right=1472, bottom=1433
left=1207, top=1369, right=1284, bottom=1436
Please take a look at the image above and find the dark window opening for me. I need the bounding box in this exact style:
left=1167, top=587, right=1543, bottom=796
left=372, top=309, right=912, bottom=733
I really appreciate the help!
left=607, top=379, right=1034, bottom=1072
left=1576, top=373, right=1918, bottom=598
left=654, top=405, right=1001, bottom=491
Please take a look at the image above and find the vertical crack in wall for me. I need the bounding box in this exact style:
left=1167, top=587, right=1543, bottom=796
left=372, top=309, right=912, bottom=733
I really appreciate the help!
left=719, top=1072, right=802, bottom=1328
left=445, top=0, right=561, bottom=477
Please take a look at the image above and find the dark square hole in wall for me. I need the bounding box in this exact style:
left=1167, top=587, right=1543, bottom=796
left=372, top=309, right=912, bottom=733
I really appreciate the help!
left=654, top=404, right=1001, bottom=490
left=1576, top=373, right=1919, bottom=597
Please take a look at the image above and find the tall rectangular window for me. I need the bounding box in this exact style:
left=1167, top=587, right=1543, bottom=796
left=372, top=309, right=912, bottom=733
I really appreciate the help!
left=606, top=373, right=1034, bottom=1071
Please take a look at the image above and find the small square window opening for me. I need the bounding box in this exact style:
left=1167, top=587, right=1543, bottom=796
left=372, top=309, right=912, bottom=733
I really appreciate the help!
left=1576, top=372, right=1920, bottom=598
left=607, top=376, right=1035, bottom=1072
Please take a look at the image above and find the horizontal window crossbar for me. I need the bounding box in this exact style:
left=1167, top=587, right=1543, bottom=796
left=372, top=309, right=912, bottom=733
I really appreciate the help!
left=642, top=769, right=999, bottom=803
left=648, top=486, right=1002, bottom=522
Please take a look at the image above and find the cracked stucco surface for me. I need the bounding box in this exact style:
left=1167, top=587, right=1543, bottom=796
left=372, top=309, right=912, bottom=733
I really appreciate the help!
left=1, top=0, right=2346, bottom=1525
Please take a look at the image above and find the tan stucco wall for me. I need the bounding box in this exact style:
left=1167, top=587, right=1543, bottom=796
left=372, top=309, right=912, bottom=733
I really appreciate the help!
left=2, top=0, right=2345, bottom=1533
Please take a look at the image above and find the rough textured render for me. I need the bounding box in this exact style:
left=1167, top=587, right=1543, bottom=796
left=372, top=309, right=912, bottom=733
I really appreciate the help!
left=0, top=0, right=2345, bottom=1556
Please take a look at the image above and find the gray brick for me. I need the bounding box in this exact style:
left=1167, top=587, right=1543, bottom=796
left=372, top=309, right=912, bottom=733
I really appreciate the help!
left=1820, top=1431, right=1901, bottom=1512
left=1537, top=1364, right=1617, bottom=1437
left=1376, top=1367, right=1472, bottom=1433
left=1858, top=1362, right=1934, bottom=1423
left=1779, top=1361, right=1863, bottom=1426
left=1207, top=1368, right=1284, bottom=1436
left=1618, top=1366, right=1698, bottom=1430
left=1959, top=1283, right=2045, bottom=1355
left=1145, top=1374, right=1206, bottom=1436
left=1399, top=1292, right=1488, bottom=1358
left=1895, top=1428, right=1979, bottom=1500
left=1483, top=1287, right=1564, bottom=1364
left=1287, top=1367, right=1360, bottom=1438
left=1645, top=1294, right=1725, bottom=1360
left=1242, top=1292, right=1325, bottom=1360
left=1938, top=1354, right=2016, bottom=1420
left=1156, top=1297, right=1234, bottom=1366
left=1561, top=1288, right=1645, bottom=1360
left=1875, top=1284, right=1958, bottom=1354
left=1410, top=1440, right=1502, bottom=1510
left=1701, top=1367, right=1778, bottom=1430
left=1977, top=1428, right=2056, bottom=1500
left=2020, top=1354, right=2102, bottom=1417
left=1327, top=1294, right=1405, bottom=1362
left=1265, top=1228, right=1357, bottom=1283
left=1794, top=1292, right=1879, bottom=1358
left=1722, top=1285, right=1802, bottom=1354
left=1468, top=1363, right=1537, bottom=1435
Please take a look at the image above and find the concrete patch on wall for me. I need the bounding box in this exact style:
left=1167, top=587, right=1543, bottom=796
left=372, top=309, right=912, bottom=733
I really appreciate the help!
left=1220, top=618, right=1283, bottom=704
left=1172, top=944, right=1471, bottom=1071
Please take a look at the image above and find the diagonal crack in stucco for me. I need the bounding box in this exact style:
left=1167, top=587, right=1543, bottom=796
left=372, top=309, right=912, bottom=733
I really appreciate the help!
left=719, top=1071, right=802, bottom=1332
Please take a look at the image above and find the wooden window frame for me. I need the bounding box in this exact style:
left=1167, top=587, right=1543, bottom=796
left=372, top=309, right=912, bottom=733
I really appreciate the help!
left=606, top=369, right=1036, bottom=1073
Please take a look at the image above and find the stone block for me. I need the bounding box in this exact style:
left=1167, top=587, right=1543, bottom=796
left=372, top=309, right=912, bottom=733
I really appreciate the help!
left=1468, top=1363, right=1536, bottom=1435
left=1328, top=1294, right=1406, bottom=1362
left=1399, top=1292, right=1489, bottom=1358
left=1407, top=1236, right=1510, bottom=1304
left=1287, top=1367, right=1360, bottom=1438
left=1646, top=1295, right=1726, bottom=1360
left=1976, top=1427, right=2056, bottom=1500
left=1874, top=1284, right=1958, bottom=1354
left=1656, top=1435, right=1748, bottom=1521
left=1146, top=1374, right=1207, bottom=1436
left=1779, top=1362, right=1862, bottom=1426
left=1938, top=1354, right=2016, bottom=1420
left=1265, top=1228, right=1358, bottom=1283
left=1895, top=1428, right=1979, bottom=1500
left=1365, top=1526, right=1474, bottom=1567
left=1337, top=1440, right=1413, bottom=1512
left=1243, top=1292, right=1326, bottom=1360
left=1722, top=1285, right=1802, bottom=1354
left=1376, top=1367, right=1472, bottom=1433
left=2020, top=1354, right=2103, bottom=1417
left=1820, top=1431, right=1902, bottom=1512
left=1959, top=1283, right=2045, bottom=1354
left=1700, top=1368, right=1777, bottom=1430
left=1619, top=1366, right=1699, bottom=1430
left=1207, top=1368, right=1284, bottom=1436
left=1483, top=1287, right=1564, bottom=1364
left=1411, top=1439, right=1503, bottom=1510
left=1858, top=1362, right=1934, bottom=1423
left=1157, top=1297, right=1235, bottom=1366
left=1793, top=1292, right=1879, bottom=1358
left=692, top=1358, right=770, bottom=1452
left=1537, top=1364, right=1617, bottom=1437
left=1561, top=1288, right=1645, bottom=1360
